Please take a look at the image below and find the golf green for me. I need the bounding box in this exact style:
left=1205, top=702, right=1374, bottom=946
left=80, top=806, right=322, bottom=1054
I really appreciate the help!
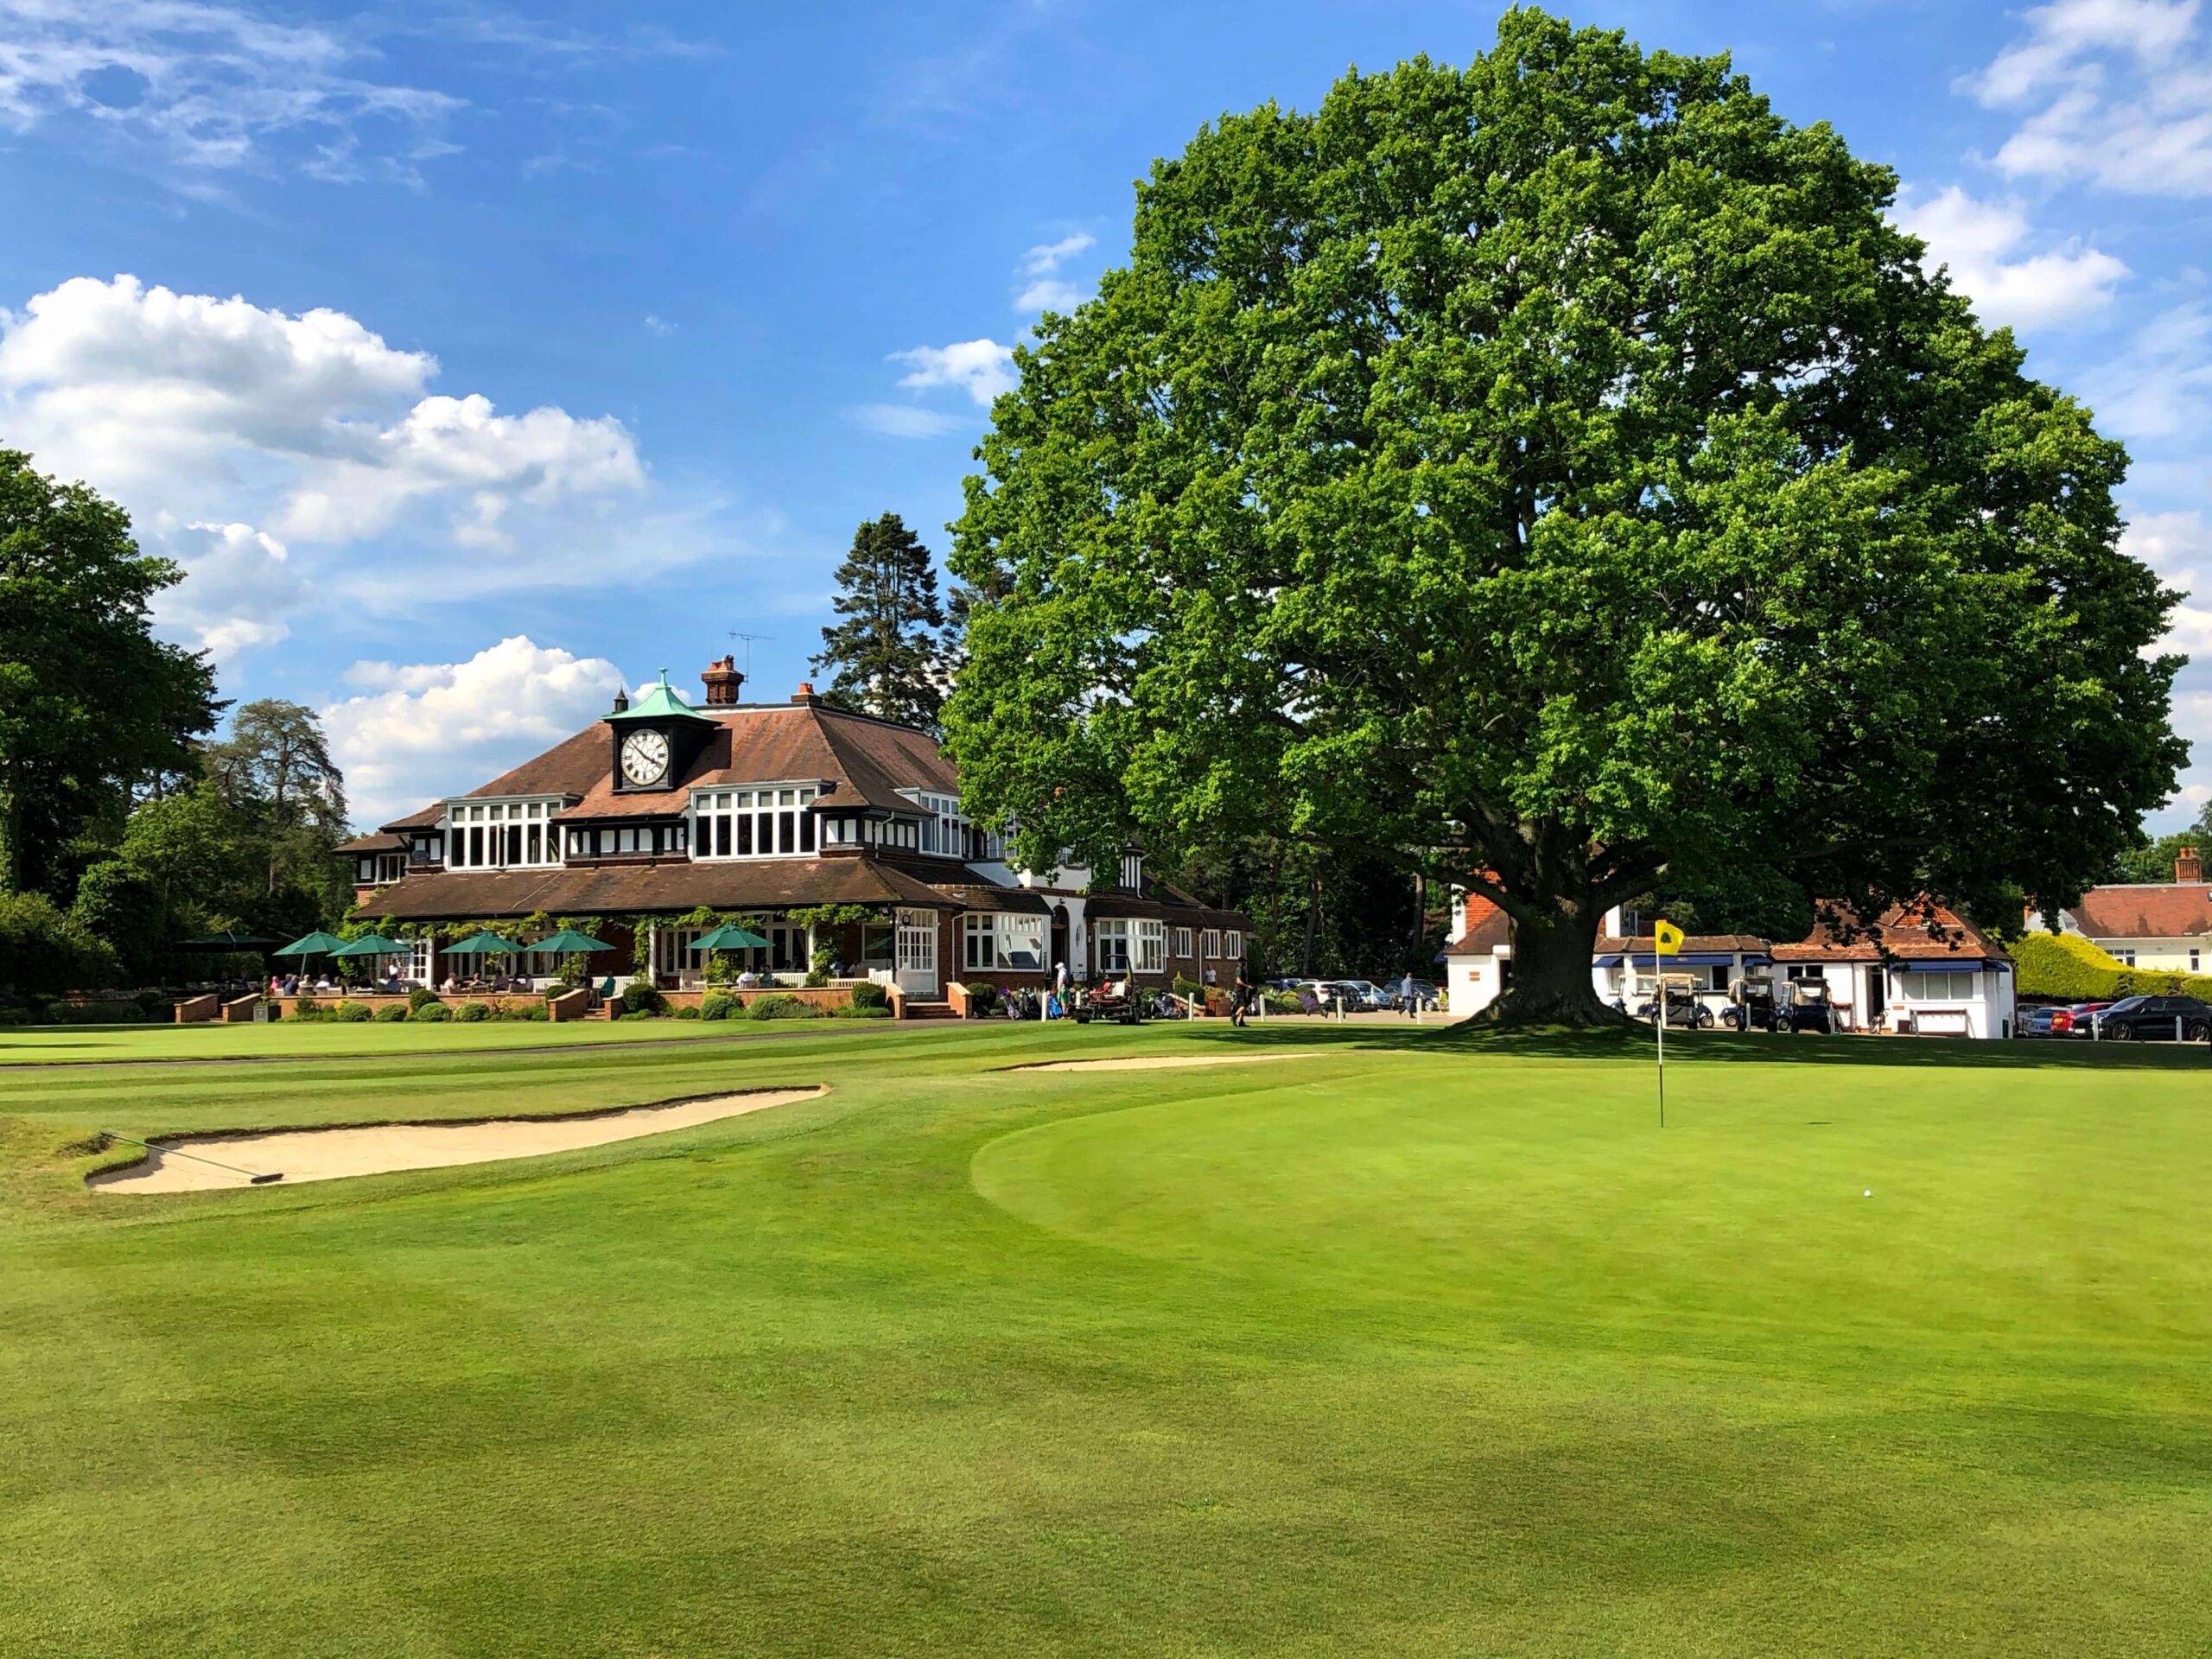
left=2, top=1021, right=2206, bottom=1656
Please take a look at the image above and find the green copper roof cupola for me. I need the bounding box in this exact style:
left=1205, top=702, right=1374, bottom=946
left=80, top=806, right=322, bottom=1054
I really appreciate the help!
left=609, top=668, right=715, bottom=728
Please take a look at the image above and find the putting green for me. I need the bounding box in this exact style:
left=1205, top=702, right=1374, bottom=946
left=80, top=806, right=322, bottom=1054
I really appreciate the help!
left=3, top=1024, right=2210, bottom=1656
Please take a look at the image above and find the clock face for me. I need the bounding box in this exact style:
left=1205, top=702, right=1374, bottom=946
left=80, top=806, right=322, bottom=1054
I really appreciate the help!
left=619, top=728, right=671, bottom=787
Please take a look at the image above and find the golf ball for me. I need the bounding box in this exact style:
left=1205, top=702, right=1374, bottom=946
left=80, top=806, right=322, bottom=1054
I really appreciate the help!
left=1864, top=1190, right=1872, bottom=1198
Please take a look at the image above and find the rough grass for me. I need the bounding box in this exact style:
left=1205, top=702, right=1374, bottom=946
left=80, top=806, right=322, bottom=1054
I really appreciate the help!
left=2, top=1022, right=2208, bottom=1656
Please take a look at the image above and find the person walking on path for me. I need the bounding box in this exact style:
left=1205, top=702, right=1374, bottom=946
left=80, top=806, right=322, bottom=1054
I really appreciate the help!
left=1231, top=969, right=1253, bottom=1028
left=1402, top=970, right=1419, bottom=1019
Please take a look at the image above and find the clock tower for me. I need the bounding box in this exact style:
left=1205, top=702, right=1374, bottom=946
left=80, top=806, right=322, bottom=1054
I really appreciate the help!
left=605, top=669, right=717, bottom=792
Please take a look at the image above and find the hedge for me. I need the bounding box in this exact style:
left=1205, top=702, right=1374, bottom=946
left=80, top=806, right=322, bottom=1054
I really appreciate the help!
left=747, top=993, right=826, bottom=1020
left=2010, top=931, right=2212, bottom=1001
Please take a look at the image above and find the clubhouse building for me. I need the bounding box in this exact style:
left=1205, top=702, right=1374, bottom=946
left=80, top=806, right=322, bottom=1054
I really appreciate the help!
left=335, top=658, right=1248, bottom=1005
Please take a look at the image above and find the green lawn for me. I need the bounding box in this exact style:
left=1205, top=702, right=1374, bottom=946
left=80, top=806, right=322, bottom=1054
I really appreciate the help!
left=3, top=1022, right=2208, bottom=1656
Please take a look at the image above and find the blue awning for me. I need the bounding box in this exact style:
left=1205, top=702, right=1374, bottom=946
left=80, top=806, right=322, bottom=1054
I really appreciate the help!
left=1593, top=951, right=1769, bottom=969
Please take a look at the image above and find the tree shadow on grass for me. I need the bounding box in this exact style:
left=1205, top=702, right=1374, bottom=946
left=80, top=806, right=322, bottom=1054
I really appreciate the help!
left=1214, top=1019, right=2212, bottom=1073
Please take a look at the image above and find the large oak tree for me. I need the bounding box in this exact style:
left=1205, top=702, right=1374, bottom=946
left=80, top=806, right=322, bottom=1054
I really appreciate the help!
left=941, top=11, right=2183, bottom=1021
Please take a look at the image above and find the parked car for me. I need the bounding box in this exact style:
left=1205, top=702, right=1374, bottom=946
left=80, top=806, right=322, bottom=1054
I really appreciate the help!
left=2019, top=1004, right=2064, bottom=1038
left=2088, top=995, right=2212, bottom=1042
left=2050, top=1000, right=2113, bottom=1036
left=1335, top=980, right=1395, bottom=1011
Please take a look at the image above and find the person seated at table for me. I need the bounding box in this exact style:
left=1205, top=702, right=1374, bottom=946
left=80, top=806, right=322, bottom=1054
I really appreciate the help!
left=440, top=971, right=458, bottom=994
left=736, top=969, right=761, bottom=988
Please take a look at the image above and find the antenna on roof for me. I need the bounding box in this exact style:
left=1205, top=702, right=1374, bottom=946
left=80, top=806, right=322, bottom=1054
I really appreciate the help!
left=728, top=632, right=771, bottom=682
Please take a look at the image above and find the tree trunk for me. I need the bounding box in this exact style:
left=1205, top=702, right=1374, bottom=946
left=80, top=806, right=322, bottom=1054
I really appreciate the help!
left=1488, top=894, right=1620, bottom=1026
left=1301, top=872, right=1320, bottom=976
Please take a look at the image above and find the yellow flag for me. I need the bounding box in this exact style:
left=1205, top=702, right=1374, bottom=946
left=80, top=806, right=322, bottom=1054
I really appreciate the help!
left=1654, top=919, right=1685, bottom=957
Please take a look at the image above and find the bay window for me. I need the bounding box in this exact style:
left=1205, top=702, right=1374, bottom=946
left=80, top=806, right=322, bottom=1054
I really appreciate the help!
left=963, top=913, right=1046, bottom=972
left=692, top=785, right=819, bottom=859
left=1095, top=918, right=1130, bottom=974
left=445, top=798, right=563, bottom=870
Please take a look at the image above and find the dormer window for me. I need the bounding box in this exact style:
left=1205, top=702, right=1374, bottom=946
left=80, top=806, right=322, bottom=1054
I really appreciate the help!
left=445, top=798, right=565, bottom=870
left=692, top=785, right=819, bottom=859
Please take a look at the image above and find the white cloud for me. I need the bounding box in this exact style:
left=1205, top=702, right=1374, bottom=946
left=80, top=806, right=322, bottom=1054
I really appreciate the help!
left=644, top=314, right=675, bottom=336
left=847, top=402, right=962, bottom=438
left=1895, top=186, right=2127, bottom=329
left=1014, top=277, right=1085, bottom=314
left=0, top=273, right=652, bottom=644
left=1018, top=232, right=1093, bottom=276
left=1013, top=230, right=1095, bottom=315
left=1968, top=0, right=2212, bottom=194
left=890, top=338, right=1016, bottom=406
left=0, top=0, right=462, bottom=182
left=147, top=518, right=303, bottom=658
left=322, top=635, right=623, bottom=828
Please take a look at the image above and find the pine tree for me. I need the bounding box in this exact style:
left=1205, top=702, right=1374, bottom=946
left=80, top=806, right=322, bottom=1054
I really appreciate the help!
left=811, top=513, right=948, bottom=728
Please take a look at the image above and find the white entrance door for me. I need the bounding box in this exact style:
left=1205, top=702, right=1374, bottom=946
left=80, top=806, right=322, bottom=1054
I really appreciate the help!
left=895, top=908, right=938, bottom=997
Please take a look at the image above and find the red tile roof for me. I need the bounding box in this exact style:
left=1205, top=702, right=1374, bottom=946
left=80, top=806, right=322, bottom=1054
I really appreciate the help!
left=2054, top=883, right=2212, bottom=941
left=1444, top=893, right=1510, bottom=957
left=1597, top=933, right=1770, bottom=956
left=378, top=702, right=960, bottom=833
left=1772, top=901, right=2010, bottom=963
left=356, top=855, right=981, bottom=921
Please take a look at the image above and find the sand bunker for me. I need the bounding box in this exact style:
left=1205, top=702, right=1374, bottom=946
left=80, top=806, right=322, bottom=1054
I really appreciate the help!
left=90, top=1089, right=824, bottom=1193
left=1005, top=1054, right=1319, bottom=1074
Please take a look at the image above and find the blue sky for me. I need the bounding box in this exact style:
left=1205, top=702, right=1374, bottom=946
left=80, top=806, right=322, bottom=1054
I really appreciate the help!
left=1, top=0, right=2207, bottom=831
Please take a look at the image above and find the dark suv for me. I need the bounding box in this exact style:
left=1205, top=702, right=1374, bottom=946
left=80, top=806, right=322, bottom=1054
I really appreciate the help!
left=2090, top=995, right=2212, bottom=1042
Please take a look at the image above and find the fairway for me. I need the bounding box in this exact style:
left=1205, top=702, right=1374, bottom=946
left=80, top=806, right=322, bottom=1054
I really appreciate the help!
left=3, top=1022, right=2209, bottom=1656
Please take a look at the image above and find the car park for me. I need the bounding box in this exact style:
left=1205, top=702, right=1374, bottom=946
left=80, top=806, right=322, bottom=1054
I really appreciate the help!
left=2050, top=1001, right=2113, bottom=1036
left=2088, top=995, right=2212, bottom=1042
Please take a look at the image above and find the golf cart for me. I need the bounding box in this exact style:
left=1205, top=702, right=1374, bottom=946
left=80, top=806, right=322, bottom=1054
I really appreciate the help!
left=1634, top=974, right=1714, bottom=1029
left=1071, top=978, right=1143, bottom=1025
left=1723, top=973, right=1781, bottom=1032
left=1779, top=977, right=1835, bottom=1034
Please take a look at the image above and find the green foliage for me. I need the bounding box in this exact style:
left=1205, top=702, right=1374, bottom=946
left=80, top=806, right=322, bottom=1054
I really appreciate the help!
left=454, top=1001, right=493, bottom=1023
left=830, top=1005, right=893, bottom=1019
left=746, top=993, right=824, bottom=1020
left=410, top=1001, right=450, bottom=1023
left=201, top=700, right=349, bottom=908
left=292, top=994, right=321, bottom=1017
left=941, top=12, right=2183, bottom=1022
left=0, top=890, right=117, bottom=995
left=620, top=981, right=666, bottom=1017
left=2107, top=816, right=2212, bottom=886
left=407, top=985, right=439, bottom=1013
left=962, top=982, right=1001, bottom=1015
left=2009, top=931, right=2212, bottom=1002
left=1264, top=989, right=1307, bottom=1015
left=374, top=1003, right=409, bottom=1023
left=331, top=1001, right=374, bottom=1024
left=0, top=448, right=219, bottom=899
left=848, top=981, right=889, bottom=1011
left=499, top=1001, right=549, bottom=1022
left=700, top=993, right=738, bottom=1021
left=810, top=512, right=947, bottom=728
left=673, top=1004, right=702, bottom=1020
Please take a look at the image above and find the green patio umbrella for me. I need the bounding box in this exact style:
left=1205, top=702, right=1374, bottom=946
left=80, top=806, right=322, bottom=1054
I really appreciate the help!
left=532, top=927, right=613, bottom=955
left=273, top=930, right=348, bottom=958
left=330, top=933, right=411, bottom=957
left=690, top=924, right=772, bottom=951
left=443, top=930, right=521, bottom=957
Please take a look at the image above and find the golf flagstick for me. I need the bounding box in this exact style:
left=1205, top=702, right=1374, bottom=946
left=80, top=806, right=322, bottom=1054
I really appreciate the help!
left=1655, top=936, right=1663, bottom=1128
left=101, top=1130, right=284, bottom=1184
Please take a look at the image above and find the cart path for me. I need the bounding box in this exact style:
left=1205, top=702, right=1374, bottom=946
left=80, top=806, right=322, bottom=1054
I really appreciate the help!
left=89, top=1088, right=828, bottom=1192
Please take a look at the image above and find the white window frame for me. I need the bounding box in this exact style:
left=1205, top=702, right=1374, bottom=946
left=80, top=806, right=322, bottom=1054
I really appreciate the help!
left=1902, top=970, right=1975, bottom=1001
left=690, top=784, right=819, bottom=861
left=1135, top=918, right=1165, bottom=975
left=1201, top=928, right=1221, bottom=961
left=1095, top=918, right=1131, bottom=974
left=1173, top=926, right=1194, bottom=959
left=1224, top=930, right=1243, bottom=962
left=443, top=797, right=565, bottom=871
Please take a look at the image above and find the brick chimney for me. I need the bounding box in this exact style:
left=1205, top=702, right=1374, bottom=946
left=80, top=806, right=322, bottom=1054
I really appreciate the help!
left=2179, top=846, right=2202, bottom=884
left=701, top=654, right=745, bottom=708
left=791, top=680, right=823, bottom=707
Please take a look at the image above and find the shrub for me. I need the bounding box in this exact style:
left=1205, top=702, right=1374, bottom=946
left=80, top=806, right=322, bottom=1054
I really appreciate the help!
left=410, top=1001, right=450, bottom=1022
left=848, top=981, right=888, bottom=1011
left=747, top=993, right=825, bottom=1020
left=374, top=1003, right=409, bottom=1022
left=499, top=1001, right=549, bottom=1021
left=701, top=993, right=737, bottom=1021
left=620, top=980, right=666, bottom=1017
left=1265, top=989, right=1306, bottom=1015
left=831, top=1005, right=893, bottom=1019
left=331, top=1000, right=374, bottom=1023
left=0, top=891, right=117, bottom=997
left=674, top=1003, right=702, bottom=1020
left=963, top=981, right=1001, bottom=1015
left=407, top=984, right=440, bottom=1013
left=1173, top=974, right=1205, bottom=1001
left=293, top=994, right=321, bottom=1017
left=455, top=1001, right=493, bottom=1022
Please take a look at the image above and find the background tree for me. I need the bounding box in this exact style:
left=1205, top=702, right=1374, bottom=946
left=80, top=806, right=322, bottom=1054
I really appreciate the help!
left=2108, top=811, right=2212, bottom=885
left=811, top=512, right=948, bottom=728
left=203, top=699, right=350, bottom=901
left=0, top=450, right=217, bottom=899
left=941, top=10, right=2183, bottom=1023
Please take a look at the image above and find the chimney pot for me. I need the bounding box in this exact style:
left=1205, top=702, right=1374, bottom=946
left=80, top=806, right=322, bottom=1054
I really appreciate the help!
left=2179, top=846, right=2202, bottom=884
left=701, top=654, right=745, bottom=708
left=791, top=681, right=822, bottom=706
